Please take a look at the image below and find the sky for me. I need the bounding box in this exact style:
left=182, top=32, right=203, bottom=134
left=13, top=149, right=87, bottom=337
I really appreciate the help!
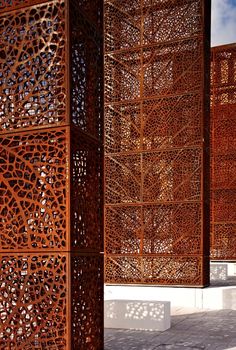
left=211, top=0, right=236, bottom=46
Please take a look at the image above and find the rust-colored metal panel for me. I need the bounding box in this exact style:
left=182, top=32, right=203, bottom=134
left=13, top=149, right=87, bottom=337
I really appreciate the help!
left=0, top=253, right=69, bottom=349
left=104, top=0, right=211, bottom=286
left=0, top=0, right=67, bottom=133
left=211, top=44, right=236, bottom=260
left=71, top=254, right=104, bottom=350
left=105, top=256, right=206, bottom=285
left=0, top=0, right=51, bottom=13
left=0, top=0, right=103, bottom=348
left=70, top=0, right=103, bottom=140
left=105, top=203, right=202, bottom=255
left=0, top=127, right=69, bottom=252
left=71, top=129, right=103, bottom=252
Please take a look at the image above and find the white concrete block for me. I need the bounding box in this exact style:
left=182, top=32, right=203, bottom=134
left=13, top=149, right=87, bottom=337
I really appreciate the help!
left=104, top=284, right=236, bottom=311
left=227, top=263, right=236, bottom=276
left=210, top=262, right=236, bottom=278
left=210, top=263, right=228, bottom=281
left=104, top=299, right=170, bottom=331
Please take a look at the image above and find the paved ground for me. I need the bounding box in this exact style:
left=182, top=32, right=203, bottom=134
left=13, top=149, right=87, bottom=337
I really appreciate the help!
left=104, top=307, right=236, bottom=350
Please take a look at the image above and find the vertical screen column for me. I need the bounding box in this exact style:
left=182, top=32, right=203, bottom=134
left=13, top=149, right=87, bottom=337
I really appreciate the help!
left=0, top=0, right=104, bottom=348
left=211, top=44, right=236, bottom=260
left=0, top=1, right=70, bottom=348
left=69, top=0, right=104, bottom=349
left=104, top=0, right=210, bottom=286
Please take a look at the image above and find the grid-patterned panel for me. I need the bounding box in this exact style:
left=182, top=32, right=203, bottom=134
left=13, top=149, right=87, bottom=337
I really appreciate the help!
left=0, top=0, right=104, bottom=348
left=104, top=0, right=210, bottom=286
left=211, top=44, right=236, bottom=260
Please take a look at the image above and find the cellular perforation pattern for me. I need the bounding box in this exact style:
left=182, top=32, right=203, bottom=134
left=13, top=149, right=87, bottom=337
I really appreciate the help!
left=71, top=254, right=103, bottom=350
left=211, top=44, right=236, bottom=260
left=105, top=40, right=203, bottom=103
left=143, top=40, right=202, bottom=98
left=105, top=94, right=202, bottom=154
left=0, top=0, right=50, bottom=13
left=143, top=204, right=202, bottom=255
left=142, top=0, right=202, bottom=46
left=105, top=103, right=141, bottom=154
left=104, top=1, right=141, bottom=53
left=0, top=0, right=104, bottom=347
left=104, top=0, right=203, bottom=52
left=0, top=128, right=68, bottom=251
left=72, top=0, right=103, bottom=31
left=211, top=224, right=236, bottom=260
left=0, top=0, right=66, bottom=133
left=105, top=0, right=210, bottom=285
left=71, top=130, right=103, bottom=252
left=69, top=2, right=104, bottom=348
left=105, top=256, right=204, bottom=285
left=0, top=253, right=67, bottom=350
left=105, top=203, right=202, bottom=256
left=105, top=50, right=141, bottom=104
left=143, top=149, right=201, bottom=202
left=105, top=154, right=141, bottom=204
left=105, top=206, right=142, bottom=255
left=71, top=1, right=103, bottom=141
left=143, top=94, right=202, bottom=150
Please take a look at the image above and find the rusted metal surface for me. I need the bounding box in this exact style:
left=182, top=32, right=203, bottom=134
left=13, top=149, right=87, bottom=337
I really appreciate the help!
left=211, top=44, right=236, bottom=260
left=0, top=0, right=67, bottom=132
left=0, top=0, right=103, bottom=349
left=71, top=254, right=104, bottom=350
left=104, top=0, right=210, bottom=286
left=0, top=127, right=69, bottom=252
left=0, top=253, right=68, bottom=349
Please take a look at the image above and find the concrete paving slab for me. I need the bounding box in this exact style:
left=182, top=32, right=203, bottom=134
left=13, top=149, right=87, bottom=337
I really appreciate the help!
left=153, top=344, right=205, bottom=349
left=105, top=308, right=236, bottom=350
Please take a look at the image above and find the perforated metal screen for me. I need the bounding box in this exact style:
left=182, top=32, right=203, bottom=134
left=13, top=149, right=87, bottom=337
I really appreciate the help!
left=104, top=0, right=211, bottom=286
left=211, top=44, right=236, bottom=260
left=0, top=0, right=104, bottom=348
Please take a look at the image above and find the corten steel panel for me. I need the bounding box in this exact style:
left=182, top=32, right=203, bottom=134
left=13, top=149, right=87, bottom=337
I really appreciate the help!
left=70, top=0, right=103, bottom=140
left=0, top=0, right=51, bottom=13
left=0, top=253, right=69, bottom=349
left=104, top=0, right=211, bottom=286
left=70, top=129, right=103, bottom=252
left=105, top=203, right=202, bottom=256
left=0, top=0, right=104, bottom=349
left=211, top=44, right=236, bottom=260
left=0, top=127, right=69, bottom=252
left=71, top=254, right=104, bottom=350
left=105, top=256, right=206, bottom=285
left=0, top=0, right=67, bottom=133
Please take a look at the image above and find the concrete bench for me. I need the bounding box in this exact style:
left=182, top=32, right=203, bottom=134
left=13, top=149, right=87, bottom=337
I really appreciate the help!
left=210, top=263, right=228, bottom=281
left=210, top=262, right=236, bottom=281
left=104, top=299, right=170, bottom=331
